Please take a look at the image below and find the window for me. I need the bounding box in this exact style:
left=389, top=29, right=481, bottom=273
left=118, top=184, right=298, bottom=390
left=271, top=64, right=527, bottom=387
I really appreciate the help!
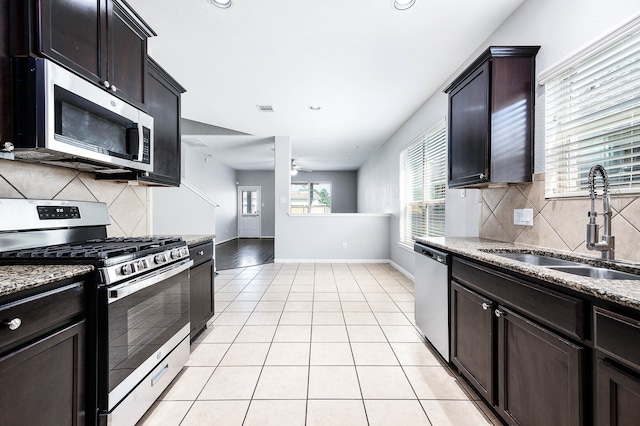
left=290, top=182, right=332, bottom=214
left=541, top=16, right=640, bottom=198
left=399, top=118, right=447, bottom=247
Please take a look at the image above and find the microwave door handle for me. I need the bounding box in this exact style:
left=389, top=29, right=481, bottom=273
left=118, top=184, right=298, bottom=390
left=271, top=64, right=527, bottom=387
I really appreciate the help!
left=136, top=122, right=145, bottom=162
left=107, top=259, right=193, bottom=303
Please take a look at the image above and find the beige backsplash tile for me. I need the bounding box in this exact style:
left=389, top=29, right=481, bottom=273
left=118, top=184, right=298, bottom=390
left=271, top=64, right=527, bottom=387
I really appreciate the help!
left=0, top=160, right=149, bottom=237
left=481, top=174, right=640, bottom=263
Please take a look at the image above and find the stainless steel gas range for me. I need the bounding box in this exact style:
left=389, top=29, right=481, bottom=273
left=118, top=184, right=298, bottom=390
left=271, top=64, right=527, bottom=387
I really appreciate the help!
left=0, top=198, right=192, bottom=426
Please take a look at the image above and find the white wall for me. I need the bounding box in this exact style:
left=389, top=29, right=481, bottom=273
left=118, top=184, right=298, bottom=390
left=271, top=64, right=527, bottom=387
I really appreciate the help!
left=358, top=0, right=640, bottom=275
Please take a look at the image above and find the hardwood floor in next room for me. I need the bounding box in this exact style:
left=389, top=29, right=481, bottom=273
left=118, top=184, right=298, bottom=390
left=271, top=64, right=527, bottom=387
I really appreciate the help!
left=216, top=238, right=275, bottom=270
left=138, top=263, right=501, bottom=426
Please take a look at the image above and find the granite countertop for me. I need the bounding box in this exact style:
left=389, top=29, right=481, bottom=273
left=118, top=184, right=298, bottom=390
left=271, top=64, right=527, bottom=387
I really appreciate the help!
left=415, top=237, right=640, bottom=312
left=179, top=235, right=215, bottom=247
left=0, top=264, right=94, bottom=299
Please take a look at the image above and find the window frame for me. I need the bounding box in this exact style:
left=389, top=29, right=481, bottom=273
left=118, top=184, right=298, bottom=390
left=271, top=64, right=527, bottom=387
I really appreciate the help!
left=290, top=181, right=332, bottom=214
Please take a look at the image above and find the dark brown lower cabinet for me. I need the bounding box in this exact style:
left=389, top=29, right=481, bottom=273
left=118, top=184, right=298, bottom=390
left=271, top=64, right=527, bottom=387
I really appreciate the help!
left=189, top=241, right=215, bottom=340
left=451, top=281, right=495, bottom=403
left=596, top=359, right=640, bottom=425
left=498, top=306, right=584, bottom=426
left=0, top=321, right=85, bottom=426
left=451, top=270, right=586, bottom=425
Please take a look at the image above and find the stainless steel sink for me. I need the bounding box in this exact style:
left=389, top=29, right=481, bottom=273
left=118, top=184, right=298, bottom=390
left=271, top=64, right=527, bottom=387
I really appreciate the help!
left=546, top=266, right=640, bottom=280
left=494, top=253, right=581, bottom=266
left=493, top=252, right=640, bottom=280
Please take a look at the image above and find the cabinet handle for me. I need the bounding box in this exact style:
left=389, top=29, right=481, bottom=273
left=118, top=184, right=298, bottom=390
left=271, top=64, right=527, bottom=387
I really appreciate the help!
left=102, top=80, right=110, bottom=88
left=3, top=318, right=22, bottom=330
left=110, top=84, right=117, bottom=92
left=479, top=173, right=486, bottom=179
left=494, top=309, right=504, bottom=318
left=197, top=250, right=204, bottom=256
left=482, top=302, right=491, bottom=311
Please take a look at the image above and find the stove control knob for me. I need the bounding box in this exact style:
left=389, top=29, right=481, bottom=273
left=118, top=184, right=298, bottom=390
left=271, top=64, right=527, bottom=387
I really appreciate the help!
left=121, top=263, right=134, bottom=275
left=170, top=249, right=181, bottom=259
left=136, top=259, right=148, bottom=271
left=154, top=253, right=168, bottom=264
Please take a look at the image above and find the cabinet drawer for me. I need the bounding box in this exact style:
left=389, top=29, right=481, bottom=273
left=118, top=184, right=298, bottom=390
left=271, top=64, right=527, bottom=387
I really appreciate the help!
left=594, top=307, right=640, bottom=371
left=0, top=282, right=84, bottom=353
left=452, top=258, right=586, bottom=340
left=189, top=241, right=214, bottom=268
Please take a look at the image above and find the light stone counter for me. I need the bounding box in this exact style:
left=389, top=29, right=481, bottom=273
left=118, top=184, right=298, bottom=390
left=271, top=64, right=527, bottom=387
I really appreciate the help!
left=0, top=264, right=94, bottom=300
left=180, top=235, right=215, bottom=247
left=415, top=237, right=640, bottom=312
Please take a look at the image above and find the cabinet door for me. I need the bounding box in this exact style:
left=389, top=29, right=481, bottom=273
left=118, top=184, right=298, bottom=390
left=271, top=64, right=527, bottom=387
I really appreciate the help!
left=38, top=0, right=108, bottom=85
left=451, top=281, right=495, bottom=404
left=497, top=306, right=584, bottom=426
left=596, top=358, right=640, bottom=425
left=0, top=321, right=85, bottom=426
left=190, top=259, right=215, bottom=340
left=448, top=62, right=490, bottom=187
left=106, top=0, right=148, bottom=107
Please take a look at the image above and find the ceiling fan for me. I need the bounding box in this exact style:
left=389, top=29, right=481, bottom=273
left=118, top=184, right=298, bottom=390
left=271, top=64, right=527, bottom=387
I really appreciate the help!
left=291, top=159, right=312, bottom=175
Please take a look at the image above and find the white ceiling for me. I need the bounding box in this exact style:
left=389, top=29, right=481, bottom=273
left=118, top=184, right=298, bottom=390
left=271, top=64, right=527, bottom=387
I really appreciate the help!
left=127, top=0, right=525, bottom=171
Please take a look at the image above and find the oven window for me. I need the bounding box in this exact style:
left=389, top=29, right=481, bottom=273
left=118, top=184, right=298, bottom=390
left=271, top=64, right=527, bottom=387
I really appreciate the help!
left=107, top=268, right=189, bottom=393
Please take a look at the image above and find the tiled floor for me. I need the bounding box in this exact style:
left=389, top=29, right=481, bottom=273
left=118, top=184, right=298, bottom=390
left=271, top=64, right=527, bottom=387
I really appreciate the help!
left=138, top=263, right=500, bottom=426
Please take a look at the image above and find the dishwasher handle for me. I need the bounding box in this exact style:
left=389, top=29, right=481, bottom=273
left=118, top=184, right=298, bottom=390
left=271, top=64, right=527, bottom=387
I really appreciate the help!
left=414, top=243, right=449, bottom=265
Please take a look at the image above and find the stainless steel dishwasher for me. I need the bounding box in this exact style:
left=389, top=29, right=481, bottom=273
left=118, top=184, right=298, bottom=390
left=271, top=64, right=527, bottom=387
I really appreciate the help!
left=414, top=242, right=450, bottom=362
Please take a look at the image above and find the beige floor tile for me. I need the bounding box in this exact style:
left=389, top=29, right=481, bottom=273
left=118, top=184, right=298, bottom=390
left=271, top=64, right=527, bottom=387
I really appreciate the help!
left=201, top=325, right=242, bottom=343
left=312, top=312, right=345, bottom=325
left=286, top=292, right=314, bottom=301
left=338, top=293, right=366, bottom=302
left=351, top=342, right=399, bottom=365
left=374, top=312, right=412, bottom=326
left=284, top=301, right=313, bottom=312
left=341, top=301, right=372, bottom=312
left=357, top=366, right=416, bottom=399
left=198, top=366, right=261, bottom=400
left=421, top=400, right=494, bottom=426
left=215, top=292, right=239, bottom=301
left=308, top=366, right=361, bottom=399
left=343, top=312, right=378, bottom=325
left=391, top=342, right=441, bottom=366
left=396, top=301, right=415, bottom=313
left=137, top=400, right=192, bottom=426
left=313, top=292, right=340, bottom=301
left=185, top=343, right=230, bottom=367
left=389, top=292, right=414, bottom=302
left=273, top=325, right=311, bottom=342
left=403, top=366, right=471, bottom=400
left=365, top=400, right=431, bottom=426
left=347, top=325, right=387, bottom=342
left=212, top=312, right=251, bottom=325
left=219, top=342, right=270, bottom=366
left=310, top=342, right=354, bottom=365
left=253, top=366, right=309, bottom=399
left=313, top=301, right=342, bottom=312
left=363, top=292, right=391, bottom=301
left=280, top=312, right=313, bottom=325
left=234, top=325, right=277, bottom=343
left=224, top=301, right=259, bottom=312
left=214, top=301, right=230, bottom=312
left=255, top=300, right=286, bottom=312
left=306, top=400, right=368, bottom=426
left=381, top=325, right=425, bottom=343
left=265, top=342, right=310, bottom=365
left=260, top=292, right=289, bottom=301
left=311, top=325, right=349, bottom=342
left=180, top=400, right=249, bottom=426
left=368, top=301, right=401, bottom=313
left=245, top=312, right=282, bottom=325
left=244, top=400, right=306, bottom=426
left=290, top=285, right=314, bottom=292
left=160, top=367, right=214, bottom=400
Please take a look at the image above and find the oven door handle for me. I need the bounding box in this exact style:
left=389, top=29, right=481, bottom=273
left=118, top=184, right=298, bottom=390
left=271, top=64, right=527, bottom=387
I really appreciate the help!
left=107, top=259, right=193, bottom=304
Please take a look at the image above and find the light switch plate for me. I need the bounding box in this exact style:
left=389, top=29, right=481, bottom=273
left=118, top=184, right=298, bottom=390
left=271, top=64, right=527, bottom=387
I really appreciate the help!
left=514, top=208, right=534, bottom=226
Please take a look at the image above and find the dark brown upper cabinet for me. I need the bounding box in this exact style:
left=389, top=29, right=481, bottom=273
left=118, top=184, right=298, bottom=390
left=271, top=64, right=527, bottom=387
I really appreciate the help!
left=11, top=0, right=155, bottom=109
left=444, top=46, right=539, bottom=188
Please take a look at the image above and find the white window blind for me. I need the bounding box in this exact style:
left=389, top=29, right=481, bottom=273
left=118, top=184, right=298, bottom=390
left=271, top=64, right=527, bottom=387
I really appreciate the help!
left=399, top=118, right=447, bottom=246
left=542, top=15, right=640, bottom=198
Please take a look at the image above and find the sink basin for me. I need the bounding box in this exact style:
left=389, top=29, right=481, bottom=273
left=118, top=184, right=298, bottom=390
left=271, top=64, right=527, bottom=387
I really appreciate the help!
left=494, top=253, right=581, bottom=267
left=546, top=266, right=640, bottom=280
left=492, top=252, right=640, bottom=280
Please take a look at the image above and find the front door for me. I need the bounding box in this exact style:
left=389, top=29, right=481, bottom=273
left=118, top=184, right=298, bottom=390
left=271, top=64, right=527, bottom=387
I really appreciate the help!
left=238, top=186, right=261, bottom=238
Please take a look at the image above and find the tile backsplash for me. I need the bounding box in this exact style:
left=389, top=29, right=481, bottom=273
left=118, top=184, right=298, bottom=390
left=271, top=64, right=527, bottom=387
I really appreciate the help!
left=0, top=160, right=148, bottom=237
left=480, top=173, right=640, bottom=263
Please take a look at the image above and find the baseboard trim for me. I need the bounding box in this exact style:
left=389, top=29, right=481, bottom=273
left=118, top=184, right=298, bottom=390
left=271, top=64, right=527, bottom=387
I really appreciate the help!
left=215, top=236, right=238, bottom=245
left=275, top=258, right=391, bottom=264
left=389, top=260, right=414, bottom=281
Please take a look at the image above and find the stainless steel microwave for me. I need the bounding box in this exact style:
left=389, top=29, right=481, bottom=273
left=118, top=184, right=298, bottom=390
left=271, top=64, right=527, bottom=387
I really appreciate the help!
left=12, top=58, right=153, bottom=173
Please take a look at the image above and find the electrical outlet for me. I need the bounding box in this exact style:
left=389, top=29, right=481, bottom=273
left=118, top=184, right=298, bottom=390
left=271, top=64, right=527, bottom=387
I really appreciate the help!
left=514, top=208, right=534, bottom=226
left=460, top=189, right=466, bottom=198
left=342, top=243, right=348, bottom=249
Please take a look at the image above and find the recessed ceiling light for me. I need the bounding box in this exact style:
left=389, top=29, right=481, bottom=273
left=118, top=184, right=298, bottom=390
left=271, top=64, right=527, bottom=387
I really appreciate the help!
left=209, top=0, right=232, bottom=9
left=393, top=0, right=415, bottom=10
left=309, top=105, right=321, bottom=111
left=256, top=105, right=275, bottom=112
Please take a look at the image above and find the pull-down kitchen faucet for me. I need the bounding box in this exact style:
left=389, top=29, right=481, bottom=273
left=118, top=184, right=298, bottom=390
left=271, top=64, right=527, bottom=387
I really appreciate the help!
left=586, top=165, right=615, bottom=260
